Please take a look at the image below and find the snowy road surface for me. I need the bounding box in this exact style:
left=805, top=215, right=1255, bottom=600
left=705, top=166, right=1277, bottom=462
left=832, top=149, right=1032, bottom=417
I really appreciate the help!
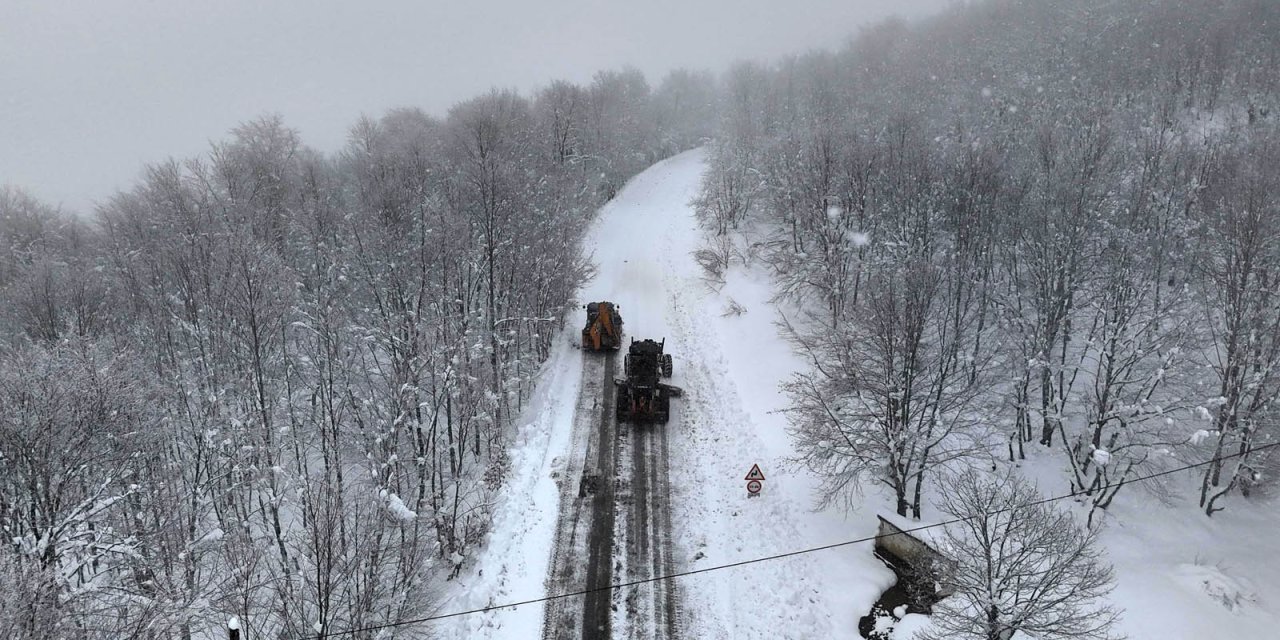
left=541, top=351, right=617, bottom=639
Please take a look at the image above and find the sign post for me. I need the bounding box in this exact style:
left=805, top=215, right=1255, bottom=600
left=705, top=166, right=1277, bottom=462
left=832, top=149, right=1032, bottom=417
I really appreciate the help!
left=745, top=463, right=765, bottom=498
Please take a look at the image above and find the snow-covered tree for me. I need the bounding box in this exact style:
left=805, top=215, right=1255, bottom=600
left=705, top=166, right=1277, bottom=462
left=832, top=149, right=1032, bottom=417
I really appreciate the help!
left=787, top=246, right=996, bottom=518
left=0, top=343, right=166, bottom=636
left=1195, top=134, right=1280, bottom=516
left=996, top=112, right=1115, bottom=452
left=921, top=470, right=1121, bottom=640
left=1057, top=116, right=1206, bottom=524
left=692, top=141, right=760, bottom=237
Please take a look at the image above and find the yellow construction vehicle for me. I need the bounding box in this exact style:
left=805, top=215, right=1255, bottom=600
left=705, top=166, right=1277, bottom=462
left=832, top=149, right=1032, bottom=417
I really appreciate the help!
left=581, top=301, right=623, bottom=351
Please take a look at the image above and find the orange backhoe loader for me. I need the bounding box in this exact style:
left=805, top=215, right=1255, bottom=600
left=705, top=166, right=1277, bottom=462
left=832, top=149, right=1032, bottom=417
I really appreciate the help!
left=581, top=301, right=623, bottom=351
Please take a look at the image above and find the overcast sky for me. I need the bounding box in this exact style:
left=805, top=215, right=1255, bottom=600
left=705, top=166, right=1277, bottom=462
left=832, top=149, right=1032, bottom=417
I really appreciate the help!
left=1, top=0, right=948, bottom=214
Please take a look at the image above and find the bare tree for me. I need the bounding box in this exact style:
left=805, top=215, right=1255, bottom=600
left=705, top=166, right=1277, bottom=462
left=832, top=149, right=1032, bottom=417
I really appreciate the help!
left=921, top=470, right=1121, bottom=640
left=0, top=554, right=61, bottom=639
left=585, top=68, right=654, bottom=196
left=786, top=249, right=993, bottom=518
left=692, top=141, right=759, bottom=236
left=536, top=80, right=587, bottom=166
left=0, top=343, right=165, bottom=638
left=652, top=68, right=719, bottom=154
left=998, top=113, right=1115, bottom=452
left=0, top=187, right=75, bottom=290
left=1196, top=135, right=1280, bottom=516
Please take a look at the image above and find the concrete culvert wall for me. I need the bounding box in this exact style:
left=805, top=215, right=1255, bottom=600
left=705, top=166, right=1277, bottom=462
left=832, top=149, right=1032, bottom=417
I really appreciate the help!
left=874, top=516, right=954, bottom=595
left=860, top=516, right=956, bottom=639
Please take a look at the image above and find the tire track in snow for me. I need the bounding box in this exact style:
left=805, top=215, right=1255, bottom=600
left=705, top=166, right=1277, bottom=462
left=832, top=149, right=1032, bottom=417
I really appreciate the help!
left=581, top=351, right=619, bottom=639
left=653, top=417, right=682, bottom=639
left=541, top=351, right=612, bottom=640
left=614, top=408, right=681, bottom=639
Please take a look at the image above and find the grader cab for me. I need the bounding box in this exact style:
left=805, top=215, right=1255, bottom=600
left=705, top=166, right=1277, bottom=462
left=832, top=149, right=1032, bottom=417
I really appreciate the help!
left=615, top=338, right=682, bottom=424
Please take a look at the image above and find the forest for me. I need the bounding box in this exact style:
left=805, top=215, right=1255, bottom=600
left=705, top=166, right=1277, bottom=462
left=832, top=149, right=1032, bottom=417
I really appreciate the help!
left=0, top=70, right=714, bottom=637
left=1, top=0, right=1278, bottom=637
left=696, top=0, right=1278, bottom=521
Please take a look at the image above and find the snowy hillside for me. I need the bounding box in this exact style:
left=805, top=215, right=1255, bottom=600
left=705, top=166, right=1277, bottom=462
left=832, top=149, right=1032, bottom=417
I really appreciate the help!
left=443, top=148, right=1280, bottom=639
left=439, top=149, right=894, bottom=638
left=6, top=2, right=1276, bottom=638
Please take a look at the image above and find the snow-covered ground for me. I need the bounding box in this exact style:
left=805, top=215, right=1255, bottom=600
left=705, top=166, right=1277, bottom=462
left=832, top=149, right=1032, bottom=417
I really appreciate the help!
left=1011, top=445, right=1280, bottom=640
left=439, top=149, right=1280, bottom=639
left=1102, top=483, right=1280, bottom=639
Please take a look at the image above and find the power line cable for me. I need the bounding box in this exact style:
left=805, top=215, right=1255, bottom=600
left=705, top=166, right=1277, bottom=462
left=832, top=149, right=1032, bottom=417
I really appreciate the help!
left=322, top=439, right=1279, bottom=637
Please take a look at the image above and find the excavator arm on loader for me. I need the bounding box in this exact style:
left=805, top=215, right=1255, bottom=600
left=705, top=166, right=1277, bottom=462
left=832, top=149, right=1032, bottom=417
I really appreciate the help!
left=581, top=301, right=623, bottom=351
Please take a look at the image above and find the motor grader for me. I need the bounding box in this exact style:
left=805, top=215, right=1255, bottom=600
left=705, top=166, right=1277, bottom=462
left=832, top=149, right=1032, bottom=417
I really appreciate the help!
left=615, top=337, right=681, bottom=424
left=581, top=301, right=623, bottom=351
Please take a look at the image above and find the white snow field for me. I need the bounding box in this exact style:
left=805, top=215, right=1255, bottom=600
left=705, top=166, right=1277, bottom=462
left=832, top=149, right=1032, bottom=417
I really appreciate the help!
left=438, top=149, right=1280, bottom=639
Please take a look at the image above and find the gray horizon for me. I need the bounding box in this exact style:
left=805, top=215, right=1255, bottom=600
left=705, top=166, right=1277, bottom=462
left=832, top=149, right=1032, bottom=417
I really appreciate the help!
left=1, top=0, right=947, bottom=215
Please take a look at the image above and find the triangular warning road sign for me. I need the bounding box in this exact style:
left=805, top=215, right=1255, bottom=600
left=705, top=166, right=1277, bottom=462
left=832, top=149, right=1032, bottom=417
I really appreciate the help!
left=744, top=463, right=765, bottom=481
